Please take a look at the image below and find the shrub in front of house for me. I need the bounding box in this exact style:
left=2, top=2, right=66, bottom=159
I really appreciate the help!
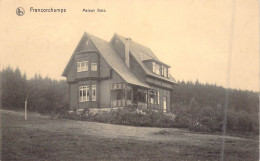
left=59, top=106, right=177, bottom=128
left=171, top=103, right=259, bottom=134
left=58, top=104, right=259, bottom=134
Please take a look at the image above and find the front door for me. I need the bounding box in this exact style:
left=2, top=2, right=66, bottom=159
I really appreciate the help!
left=163, top=97, right=167, bottom=112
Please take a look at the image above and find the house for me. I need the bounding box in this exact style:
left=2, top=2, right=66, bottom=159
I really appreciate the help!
left=62, top=32, right=177, bottom=112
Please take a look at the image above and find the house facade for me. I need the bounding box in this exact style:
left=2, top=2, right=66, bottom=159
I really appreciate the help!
left=62, top=32, right=177, bottom=112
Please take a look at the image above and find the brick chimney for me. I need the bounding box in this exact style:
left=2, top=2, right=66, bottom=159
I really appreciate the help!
left=125, top=38, right=131, bottom=68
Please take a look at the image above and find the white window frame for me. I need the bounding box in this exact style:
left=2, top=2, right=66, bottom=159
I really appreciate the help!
left=164, top=67, right=168, bottom=78
left=152, top=62, right=156, bottom=73
left=77, top=61, right=88, bottom=72
left=82, top=61, right=88, bottom=71
left=158, top=91, right=160, bottom=105
left=161, top=66, right=165, bottom=76
left=156, top=64, right=161, bottom=75
left=163, top=97, right=167, bottom=112
left=77, top=62, right=81, bottom=72
left=86, top=86, right=89, bottom=101
left=92, top=85, right=96, bottom=101
left=79, top=86, right=89, bottom=102
left=150, top=90, right=154, bottom=104
left=152, top=62, right=161, bottom=75
left=91, top=63, right=97, bottom=71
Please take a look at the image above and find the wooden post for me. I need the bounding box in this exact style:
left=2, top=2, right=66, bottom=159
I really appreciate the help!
left=25, top=94, right=28, bottom=120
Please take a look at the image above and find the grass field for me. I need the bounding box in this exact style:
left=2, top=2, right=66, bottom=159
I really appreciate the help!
left=1, top=110, right=259, bottom=161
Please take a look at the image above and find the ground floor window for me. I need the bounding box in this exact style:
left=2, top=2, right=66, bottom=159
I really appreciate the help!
left=150, top=90, right=154, bottom=104
left=92, top=85, right=96, bottom=101
left=148, top=89, right=161, bottom=105
left=163, top=97, right=167, bottom=112
left=79, top=86, right=89, bottom=102
left=158, top=91, right=160, bottom=104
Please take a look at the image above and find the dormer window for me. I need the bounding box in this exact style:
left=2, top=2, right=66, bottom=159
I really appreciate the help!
left=77, top=61, right=88, bottom=72
left=152, top=61, right=168, bottom=78
left=162, top=65, right=168, bottom=78
left=152, top=62, right=160, bottom=75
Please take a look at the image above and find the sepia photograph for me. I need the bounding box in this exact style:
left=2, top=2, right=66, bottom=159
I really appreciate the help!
left=0, top=0, right=259, bottom=160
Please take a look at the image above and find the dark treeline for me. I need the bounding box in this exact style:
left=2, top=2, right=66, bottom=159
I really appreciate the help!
left=171, top=80, right=259, bottom=134
left=0, top=66, right=69, bottom=114
left=171, top=80, right=259, bottom=113
left=1, top=66, right=258, bottom=114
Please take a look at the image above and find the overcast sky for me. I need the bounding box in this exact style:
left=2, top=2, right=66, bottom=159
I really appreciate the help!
left=0, top=0, right=259, bottom=91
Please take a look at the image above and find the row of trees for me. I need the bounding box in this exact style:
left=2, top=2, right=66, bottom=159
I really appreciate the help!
left=0, top=66, right=258, bottom=115
left=170, top=80, right=259, bottom=133
left=171, top=80, right=259, bottom=113
left=1, top=66, right=69, bottom=114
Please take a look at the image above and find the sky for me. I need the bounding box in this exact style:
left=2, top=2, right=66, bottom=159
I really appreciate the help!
left=0, top=0, right=259, bottom=91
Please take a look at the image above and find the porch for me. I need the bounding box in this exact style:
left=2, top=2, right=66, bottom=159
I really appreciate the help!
left=110, top=83, right=148, bottom=108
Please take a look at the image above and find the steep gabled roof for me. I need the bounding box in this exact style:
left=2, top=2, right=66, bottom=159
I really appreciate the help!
left=113, top=33, right=177, bottom=84
left=64, top=32, right=150, bottom=88
left=62, top=34, right=86, bottom=77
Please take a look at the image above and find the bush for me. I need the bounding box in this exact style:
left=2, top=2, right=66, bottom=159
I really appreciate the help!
left=59, top=104, right=259, bottom=134
left=59, top=106, right=177, bottom=128
left=171, top=103, right=259, bottom=134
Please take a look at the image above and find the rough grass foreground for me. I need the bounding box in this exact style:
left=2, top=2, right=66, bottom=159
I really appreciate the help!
left=1, top=110, right=259, bottom=161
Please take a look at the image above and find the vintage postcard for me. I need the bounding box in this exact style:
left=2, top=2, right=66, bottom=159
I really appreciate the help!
left=0, top=0, right=259, bottom=160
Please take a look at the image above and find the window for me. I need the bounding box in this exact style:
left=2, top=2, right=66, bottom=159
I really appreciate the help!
left=161, top=66, right=168, bottom=77
left=77, top=62, right=81, bottom=72
left=150, top=90, right=154, bottom=104
left=158, top=91, right=160, bottom=104
left=111, top=83, right=124, bottom=90
left=157, top=64, right=161, bottom=75
left=79, top=86, right=89, bottom=102
left=164, top=67, right=168, bottom=78
left=91, top=63, right=97, bottom=71
left=152, top=62, right=156, bottom=73
left=138, top=89, right=147, bottom=103
left=152, top=62, right=162, bottom=75
left=161, top=66, right=165, bottom=76
left=153, top=61, right=169, bottom=78
left=92, top=85, right=96, bottom=101
left=77, top=61, right=88, bottom=72
left=154, top=90, right=160, bottom=105
left=163, top=97, right=167, bottom=112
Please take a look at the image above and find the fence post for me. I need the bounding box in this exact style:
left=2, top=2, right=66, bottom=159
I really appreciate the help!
left=25, top=94, right=28, bottom=120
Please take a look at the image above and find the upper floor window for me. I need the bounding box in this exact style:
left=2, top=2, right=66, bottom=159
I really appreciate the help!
left=152, top=62, right=160, bottom=75
left=91, top=63, right=97, bottom=71
left=152, top=61, right=168, bottom=78
left=77, top=61, right=88, bottom=72
left=162, top=66, right=168, bottom=78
